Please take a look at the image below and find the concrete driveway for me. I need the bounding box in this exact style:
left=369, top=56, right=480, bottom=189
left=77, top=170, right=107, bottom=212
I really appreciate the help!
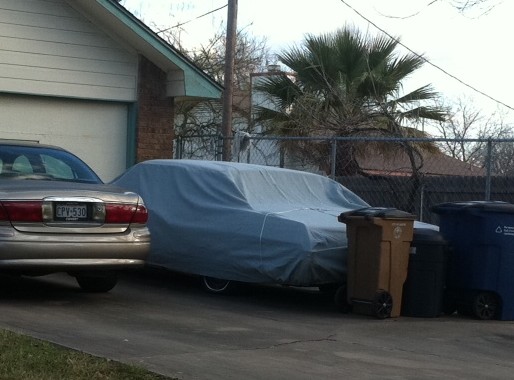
left=0, top=270, right=513, bottom=380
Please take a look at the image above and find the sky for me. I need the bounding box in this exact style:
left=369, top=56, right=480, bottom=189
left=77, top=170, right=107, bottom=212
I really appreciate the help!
left=120, top=0, right=513, bottom=121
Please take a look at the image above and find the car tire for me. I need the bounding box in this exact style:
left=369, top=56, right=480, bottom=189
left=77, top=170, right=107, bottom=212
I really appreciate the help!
left=333, top=284, right=352, bottom=313
left=202, top=276, right=233, bottom=294
left=75, top=273, right=118, bottom=293
left=318, top=283, right=339, bottom=294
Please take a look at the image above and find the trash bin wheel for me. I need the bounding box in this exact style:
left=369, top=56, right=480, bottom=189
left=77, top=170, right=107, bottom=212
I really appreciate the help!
left=472, top=291, right=500, bottom=320
left=373, top=290, right=393, bottom=319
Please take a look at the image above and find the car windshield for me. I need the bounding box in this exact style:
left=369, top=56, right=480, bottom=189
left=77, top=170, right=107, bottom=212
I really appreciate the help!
left=0, top=144, right=101, bottom=183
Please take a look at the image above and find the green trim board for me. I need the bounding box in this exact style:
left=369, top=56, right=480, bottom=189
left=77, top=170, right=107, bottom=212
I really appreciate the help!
left=126, top=102, right=137, bottom=168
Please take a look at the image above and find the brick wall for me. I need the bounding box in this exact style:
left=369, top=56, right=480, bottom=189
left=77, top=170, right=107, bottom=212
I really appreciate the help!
left=136, top=56, right=175, bottom=162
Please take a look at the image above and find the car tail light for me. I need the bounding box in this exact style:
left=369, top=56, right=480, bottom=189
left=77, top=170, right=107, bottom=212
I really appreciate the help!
left=131, top=204, right=149, bottom=224
left=0, top=204, right=8, bottom=221
left=105, top=203, right=148, bottom=224
left=0, top=201, right=43, bottom=222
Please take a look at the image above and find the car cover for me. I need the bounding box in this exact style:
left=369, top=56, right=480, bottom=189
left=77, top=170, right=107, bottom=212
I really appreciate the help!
left=113, top=160, right=372, bottom=286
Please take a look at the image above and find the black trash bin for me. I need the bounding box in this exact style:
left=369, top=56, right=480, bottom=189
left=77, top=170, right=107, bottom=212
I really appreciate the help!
left=401, top=229, right=448, bottom=317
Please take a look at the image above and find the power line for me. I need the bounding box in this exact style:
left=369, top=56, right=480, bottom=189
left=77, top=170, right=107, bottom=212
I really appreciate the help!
left=376, top=0, right=438, bottom=19
left=156, top=4, right=227, bottom=34
left=339, top=0, right=514, bottom=111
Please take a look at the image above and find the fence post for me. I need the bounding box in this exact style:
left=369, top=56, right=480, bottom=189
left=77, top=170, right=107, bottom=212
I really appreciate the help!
left=216, top=134, right=224, bottom=161
left=419, top=183, right=425, bottom=222
left=485, top=138, right=492, bottom=201
left=330, top=139, right=337, bottom=179
left=174, top=136, right=182, bottom=159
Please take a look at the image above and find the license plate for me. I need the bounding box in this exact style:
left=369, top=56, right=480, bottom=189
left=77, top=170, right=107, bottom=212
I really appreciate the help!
left=55, top=203, right=88, bottom=221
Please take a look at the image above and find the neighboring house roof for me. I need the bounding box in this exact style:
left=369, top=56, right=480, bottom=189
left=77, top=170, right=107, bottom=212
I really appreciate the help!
left=68, top=0, right=222, bottom=99
left=357, top=150, right=485, bottom=177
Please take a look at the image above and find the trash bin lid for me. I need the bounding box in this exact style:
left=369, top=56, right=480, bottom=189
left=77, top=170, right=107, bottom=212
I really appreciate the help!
left=412, top=228, right=447, bottom=245
left=338, top=207, right=415, bottom=222
left=432, top=201, right=514, bottom=215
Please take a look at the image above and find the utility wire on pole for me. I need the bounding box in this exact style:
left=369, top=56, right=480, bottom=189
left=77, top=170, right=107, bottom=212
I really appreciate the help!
left=221, top=0, right=237, bottom=161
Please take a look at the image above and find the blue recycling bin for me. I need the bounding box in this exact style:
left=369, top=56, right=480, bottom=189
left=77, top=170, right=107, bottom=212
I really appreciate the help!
left=432, top=201, right=514, bottom=320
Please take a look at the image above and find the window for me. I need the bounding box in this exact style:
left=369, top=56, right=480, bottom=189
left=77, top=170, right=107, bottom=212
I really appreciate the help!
left=12, top=156, right=33, bottom=174
left=0, top=145, right=101, bottom=183
left=42, top=155, right=74, bottom=179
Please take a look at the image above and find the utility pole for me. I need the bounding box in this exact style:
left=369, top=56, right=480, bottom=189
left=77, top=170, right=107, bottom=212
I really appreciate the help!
left=221, top=0, right=237, bottom=161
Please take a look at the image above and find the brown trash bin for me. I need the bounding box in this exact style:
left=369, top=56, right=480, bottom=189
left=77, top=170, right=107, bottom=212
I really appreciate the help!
left=338, top=208, right=415, bottom=319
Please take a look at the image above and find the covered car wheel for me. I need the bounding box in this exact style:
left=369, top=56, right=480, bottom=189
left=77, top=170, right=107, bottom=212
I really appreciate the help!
left=75, top=273, right=118, bottom=293
left=318, top=283, right=339, bottom=294
left=374, top=290, right=393, bottom=319
left=472, top=291, right=500, bottom=320
left=202, top=276, right=233, bottom=294
left=333, top=284, right=352, bottom=313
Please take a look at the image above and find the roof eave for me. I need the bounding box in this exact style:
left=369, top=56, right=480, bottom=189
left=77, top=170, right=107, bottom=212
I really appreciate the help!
left=67, top=0, right=223, bottom=99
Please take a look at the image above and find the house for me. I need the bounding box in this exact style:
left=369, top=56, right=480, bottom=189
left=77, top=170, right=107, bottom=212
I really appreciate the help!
left=0, top=0, right=222, bottom=181
left=356, top=149, right=486, bottom=177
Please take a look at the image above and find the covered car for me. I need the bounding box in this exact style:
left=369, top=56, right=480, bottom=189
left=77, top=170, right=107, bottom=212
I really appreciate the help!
left=113, top=159, right=370, bottom=289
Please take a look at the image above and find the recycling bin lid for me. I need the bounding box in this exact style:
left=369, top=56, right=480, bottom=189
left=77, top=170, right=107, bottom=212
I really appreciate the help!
left=338, top=207, right=415, bottom=222
left=432, top=201, right=514, bottom=215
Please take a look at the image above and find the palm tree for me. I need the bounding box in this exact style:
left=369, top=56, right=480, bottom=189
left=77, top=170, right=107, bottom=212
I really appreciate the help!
left=254, top=25, right=446, bottom=177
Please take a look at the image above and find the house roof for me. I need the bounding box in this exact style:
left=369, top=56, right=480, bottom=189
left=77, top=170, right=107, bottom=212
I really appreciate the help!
left=67, top=0, right=223, bottom=99
left=357, top=150, right=485, bottom=177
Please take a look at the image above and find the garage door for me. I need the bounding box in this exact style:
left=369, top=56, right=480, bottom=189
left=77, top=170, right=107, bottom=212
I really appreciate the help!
left=0, top=95, right=127, bottom=182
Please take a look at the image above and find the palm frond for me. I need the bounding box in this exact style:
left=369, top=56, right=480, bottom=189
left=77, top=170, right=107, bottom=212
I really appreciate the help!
left=252, top=24, right=446, bottom=161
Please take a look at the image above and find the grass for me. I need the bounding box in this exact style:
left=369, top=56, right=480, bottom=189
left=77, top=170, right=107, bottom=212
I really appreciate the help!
left=0, top=329, right=173, bottom=380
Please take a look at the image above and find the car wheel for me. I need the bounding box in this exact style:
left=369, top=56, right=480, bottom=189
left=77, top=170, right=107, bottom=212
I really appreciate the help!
left=318, top=284, right=339, bottom=294
left=75, top=273, right=118, bottom=293
left=333, top=284, right=352, bottom=313
left=202, top=276, right=233, bottom=294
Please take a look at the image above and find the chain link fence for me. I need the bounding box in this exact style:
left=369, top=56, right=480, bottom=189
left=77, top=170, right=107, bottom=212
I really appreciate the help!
left=174, top=135, right=514, bottom=223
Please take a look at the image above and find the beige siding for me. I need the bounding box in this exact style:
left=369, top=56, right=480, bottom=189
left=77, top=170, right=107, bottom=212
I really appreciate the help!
left=0, top=0, right=138, bottom=101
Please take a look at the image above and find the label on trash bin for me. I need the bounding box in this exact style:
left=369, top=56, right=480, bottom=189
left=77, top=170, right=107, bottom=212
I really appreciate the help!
left=393, top=223, right=406, bottom=239
left=496, top=225, right=514, bottom=236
